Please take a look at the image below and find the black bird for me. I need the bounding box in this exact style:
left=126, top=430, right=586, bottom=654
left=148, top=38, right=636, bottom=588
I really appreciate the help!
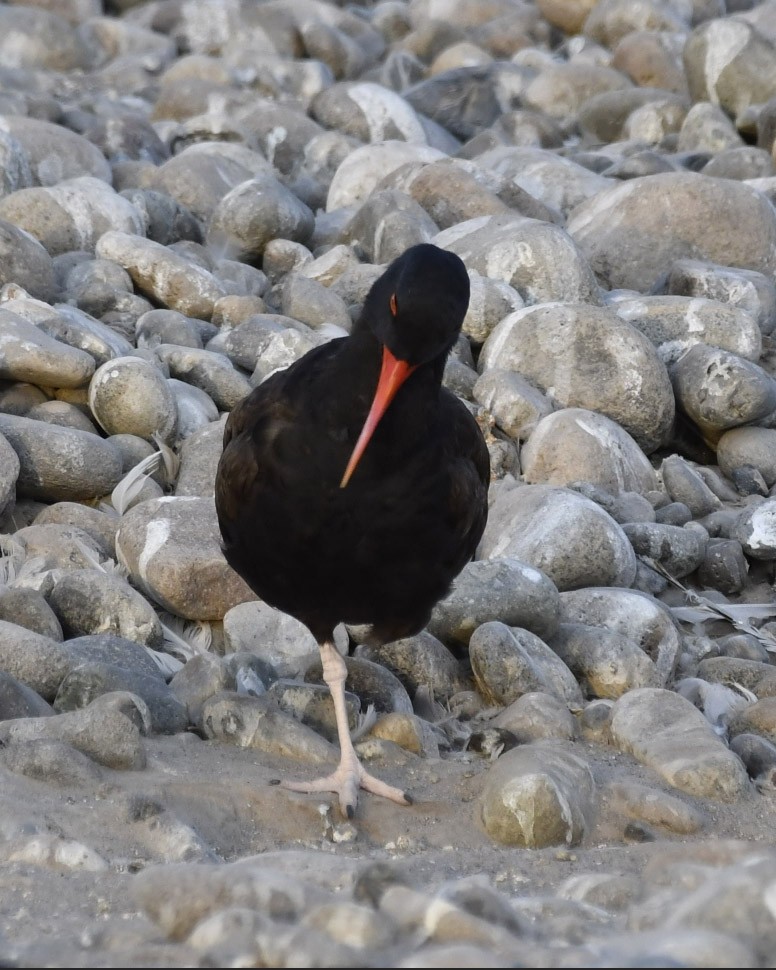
left=215, top=243, right=489, bottom=817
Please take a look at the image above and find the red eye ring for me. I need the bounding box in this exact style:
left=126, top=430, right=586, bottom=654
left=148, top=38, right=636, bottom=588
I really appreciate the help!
left=389, top=293, right=397, bottom=316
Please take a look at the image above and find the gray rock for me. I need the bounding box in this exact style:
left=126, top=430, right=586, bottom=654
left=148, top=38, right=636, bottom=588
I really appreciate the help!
left=622, top=521, right=708, bottom=577
left=168, top=378, right=219, bottom=440
left=717, top=427, right=776, bottom=487
left=0, top=670, right=54, bottom=720
left=548, top=623, right=660, bottom=699
left=207, top=173, right=314, bottom=263
left=0, top=738, right=104, bottom=787
left=250, top=326, right=321, bottom=385
left=344, top=188, right=439, bottom=264
left=0, top=620, right=87, bottom=701
left=436, top=213, right=601, bottom=306
left=670, top=344, right=776, bottom=436
left=558, top=587, right=682, bottom=688
left=479, top=303, right=674, bottom=452
left=0, top=220, right=56, bottom=300
left=305, top=655, right=414, bottom=716
left=58, top=259, right=137, bottom=322
left=33, top=502, right=119, bottom=555
left=661, top=454, right=722, bottom=517
left=603, top=780, right=706, bottom=836
left=381, top=159, right=513, bottom=230
left=174, top=416, right=225, bottom=498
left=0, top=177, right=145, bottom=256
left=116, top=496, right=257, bottom=621
left=612, top=294, right=762, bottom=364
left=311, top=80, right=427, bottom=144
left=152, top=344, right=252, bottom=412
left=202, top=691, right=336, bottom=764
left=609, top=687, right=751, bottom=800
left=268, top=680, right=359, bottom=744
left=568, top=172, right=776, bottom=291
left=404, top=63, right=531, bottom=140
left=132, top=857, right=334, bottom=941
left=428, top=556, right=561, bottom=646
left=327, top=141, right=446, bottom=211
left=0, top=586, right=62, bottom=641
left=731, top=499, right=776, bottom=559
left=0, top=115, right=111, bottom=185
left=54, top=662, right=188, bottom=735
left=149, top=142, right=272, bottom=223
left=0, top=129, right=32, bottom=198
left=0, top=413, right=123, bottom=502
left=469, top=621, right=583, bottom=708
left=14, top=522, right=113, bottom=575
left=478, top=482, right=637, bottom=591
left=281, top=274, right=352, bottom=332
left=96, top=231, right=227, bottom=320
left=89, top=355, right=178, bottom=443
left=666, top=257, right=776, bottom=336
left=684, top=17, right=776, bottom=120
left=48, top=568, right=164, bottom=648
left=24, top=400, right=98, bottom=436
left=493, top=691, right=579, bottom=743
left=676, top=100, right=743, bottom=153
left=479, top=740, right=596, bottom=847
left=62, top=633, right=167, bottom=684
left=472, top=368, right=553, bottom=441
left=222, top=600, right=327, bottom=678
left=0, top=310, right=95, bottom=388
left=474, top=145, right=614, bottom=218
left=0, top=698, right=146, bottom=770
left=521, top=408, right=659, bottom=494
left=354, top=630, right=469, bottom=702
left=697, top=538, right=750, bottom=593
left=0, top=432, right=19, bottom=519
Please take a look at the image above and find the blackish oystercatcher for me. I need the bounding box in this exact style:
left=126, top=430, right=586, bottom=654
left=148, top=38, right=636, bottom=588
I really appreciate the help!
left=215, top=243, right=490, bottom=817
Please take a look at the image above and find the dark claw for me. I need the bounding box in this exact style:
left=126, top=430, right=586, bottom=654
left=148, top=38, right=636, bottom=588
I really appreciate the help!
left=268, top=778, right=281, bottom=786
left=346, top=803, right=355, bottom=820
left=403, top=791, right=413, bottom=805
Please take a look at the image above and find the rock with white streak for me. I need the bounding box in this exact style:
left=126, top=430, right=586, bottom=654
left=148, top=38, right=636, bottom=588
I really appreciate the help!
left=611, top=294, right=762, bottom=365
left=115, top=496, right=257, bottom=621
left=311, top=81, right=428, bottom=144
left=731, top=499, right=776, bottom=560
left=665, top=258, right=776, bottom=336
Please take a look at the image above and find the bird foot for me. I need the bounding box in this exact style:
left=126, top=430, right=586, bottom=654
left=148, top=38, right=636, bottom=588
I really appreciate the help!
left=279, top=761, right=412, bottom=819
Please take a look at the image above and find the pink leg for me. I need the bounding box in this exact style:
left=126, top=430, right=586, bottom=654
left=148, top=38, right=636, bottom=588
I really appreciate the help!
left=280, top=641, right=412, bottom=818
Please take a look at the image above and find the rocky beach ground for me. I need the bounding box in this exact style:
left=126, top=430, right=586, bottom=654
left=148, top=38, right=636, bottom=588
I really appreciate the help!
left=4, top=0, right=776, bottom=966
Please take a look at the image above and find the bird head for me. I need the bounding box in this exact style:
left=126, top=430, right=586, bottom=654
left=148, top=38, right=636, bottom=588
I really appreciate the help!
left=340, top=244, right=470, bottom=488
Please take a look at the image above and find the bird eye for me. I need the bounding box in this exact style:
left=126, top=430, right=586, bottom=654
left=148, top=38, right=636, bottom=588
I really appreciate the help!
left=390, top=293, right=397, bottom=316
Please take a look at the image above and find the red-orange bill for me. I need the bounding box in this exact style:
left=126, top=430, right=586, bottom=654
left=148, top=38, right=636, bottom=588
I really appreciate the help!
left=340, top=345, right=417, bottom=488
